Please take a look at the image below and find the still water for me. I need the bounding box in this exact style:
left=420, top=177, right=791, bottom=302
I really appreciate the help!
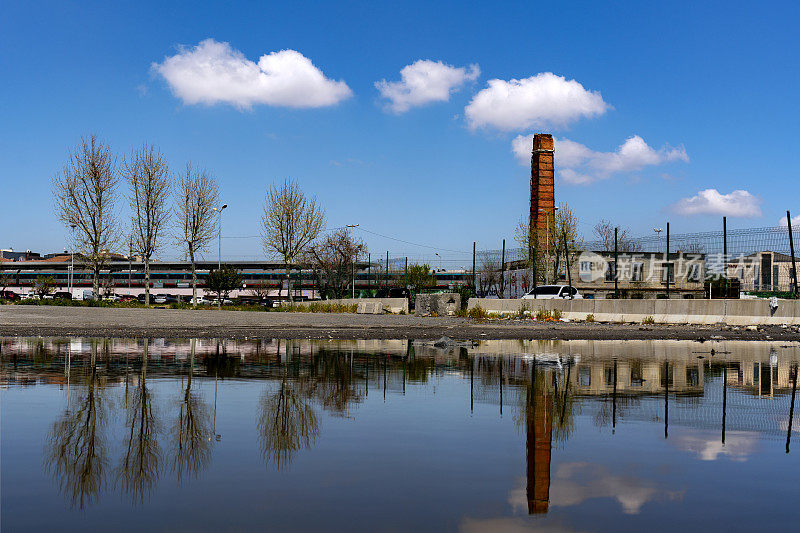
left=2, top=337, right=800, bottom=532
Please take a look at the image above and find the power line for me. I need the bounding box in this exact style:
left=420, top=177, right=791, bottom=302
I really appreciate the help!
left=353, top=226, right=471, bottom=254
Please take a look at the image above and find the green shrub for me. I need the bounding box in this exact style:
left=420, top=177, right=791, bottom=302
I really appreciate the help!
left=467, top=305, right=489, bottom=320
left=552, top=308, right=563, bottom=320
left=585, top=313, right=595, bottom=322
left=643, top=316, right=655, bottom=325
left=514, top=304, right=531, bottom=319
left=535, top=308, right=551, bottom=321
left=277, top=302, right=357, bottom=313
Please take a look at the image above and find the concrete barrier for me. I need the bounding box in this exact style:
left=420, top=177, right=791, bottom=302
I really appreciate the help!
left=296, top=298, right=409, bottom=314
left=356, top=301, right=383, bottom=314
left=467, top=298, right=800, bottom=325
left=414, top=293, right=461, bottom=317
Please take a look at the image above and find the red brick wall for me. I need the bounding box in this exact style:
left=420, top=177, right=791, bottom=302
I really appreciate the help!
left=530, top=133, right=555, bottom=250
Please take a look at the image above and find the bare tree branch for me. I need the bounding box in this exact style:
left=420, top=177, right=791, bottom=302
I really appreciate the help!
left=52, top=134, right=120, bottom=296
left=176, top=164, right=219, bottom=306
left=124, top=143, right=171, bottom=305
left=261, top=178, right=325, bottom=302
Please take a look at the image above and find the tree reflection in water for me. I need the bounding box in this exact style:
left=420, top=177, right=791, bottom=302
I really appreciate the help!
left=258, top=378, right=319, bottom=470
left=171, top=339, right=213, bottom=481
left=117, top=340, right=161, bottom=503
left=43, top=342, right=109, bottom=509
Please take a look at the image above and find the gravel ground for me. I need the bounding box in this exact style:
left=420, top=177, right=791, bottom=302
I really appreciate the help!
left=2, top=305, right=799, bottom=341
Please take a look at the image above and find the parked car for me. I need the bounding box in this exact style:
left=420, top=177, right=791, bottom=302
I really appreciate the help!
left=52, top=291, right=72, bottom=300
left=521, top=285, right=583, bottom=300
left=1, top=290, right=20, bottom=300
left=118, top=294, right=137, bottom=302
left=374, top=288, right=410, bottom=299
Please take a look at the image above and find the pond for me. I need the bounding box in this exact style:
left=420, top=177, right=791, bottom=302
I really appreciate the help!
left=2, top=337, right=799, bottom=532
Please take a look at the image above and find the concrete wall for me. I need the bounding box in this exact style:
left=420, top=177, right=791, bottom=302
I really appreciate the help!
left=467, top=298, right=800, bottom=325
left=414, top=293, right=461, bottom=316
left=294, top=298, right=409, bottom=314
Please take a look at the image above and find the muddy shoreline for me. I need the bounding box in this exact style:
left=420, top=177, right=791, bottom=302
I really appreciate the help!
left=2, top=305, right=800, bottom=341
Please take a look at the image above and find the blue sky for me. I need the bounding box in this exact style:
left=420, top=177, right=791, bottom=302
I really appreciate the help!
left=2, top=1, right=798, bottom=265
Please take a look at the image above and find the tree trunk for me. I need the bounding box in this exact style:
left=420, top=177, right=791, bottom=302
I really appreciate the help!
left=189, top=247, right=197, bottom=308
left=144, top=256, right=151, bottom=306
left=286, top=263, right=293, bottom=303
left=93, top=263, right=100, bottom=299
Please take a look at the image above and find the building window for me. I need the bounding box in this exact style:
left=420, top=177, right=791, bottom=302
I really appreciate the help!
left=579, top=366, right=591, bottom=387
left=630, top=361, right=643, bottom=386
left=687, top=264, right=701, bottom=282
left=661, top=363, right=674, bottom=388
left=605, top=261, right=616, bottom=282
left=662, top=263, right=675, bottom=283
left=686, top=366, right=700, bottom=387
left=604, top=365, right=615, bottom=387
left=632, top=262, right=644, bottom=281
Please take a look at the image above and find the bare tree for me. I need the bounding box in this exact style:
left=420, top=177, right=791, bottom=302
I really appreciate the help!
left=477, top=254, right=500, bottom=297
left=306, top=228, right=366, bottom=299
left=261, top=178, right=325, bottom=302
left=52, top=135, right=119, bottom=296
left=593, top=219, right=642, bottom=252
left=516, top=202, right=583, bottom=283
left=176, top=164, right=219, bottom=306
left=124, top=144, right=172, bottom=305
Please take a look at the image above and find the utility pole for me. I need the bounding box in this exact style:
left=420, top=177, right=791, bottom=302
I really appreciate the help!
left=213, top=204, right=227, bottom=308
left=472, top=242, right=476, bottom=293
left=614, top=227, right=619, bottom=299
left=788, top=211, right=799, bottom=297
left=346, top=224, right=359, bottom=298
left=500, top=239, right=505, bottom=298
left=723, top=216, right=728, bottom=298
left=69, top=223, right=76, bottom=296
left=665, top=223, right=670, bottom=298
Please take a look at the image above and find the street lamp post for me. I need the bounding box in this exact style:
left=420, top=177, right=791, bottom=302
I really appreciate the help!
left=213, top=204, right=227, bottom=308
left=654, top=228, right=663, bottom=254
left=346, top=224, right=359, bottom=298
left=69, top=224, right=76, bottom=296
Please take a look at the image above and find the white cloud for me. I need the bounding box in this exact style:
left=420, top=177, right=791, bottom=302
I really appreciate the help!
left=465, top=72, right=609, bottom=131
left=779, top=214, right=800, bottom=227
left=376, top=60, right=479, bottom=113
left=672, top=189, right=762, bottom=218
left=672, top=430, right=759, bottom=461
left=546, top=462, right=682, bottom=515
left=152, top=39, right=352, bottom=109
left=512, top=134, right=688, bottom=184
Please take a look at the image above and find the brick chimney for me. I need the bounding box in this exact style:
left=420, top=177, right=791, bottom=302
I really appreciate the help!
left=530, top=134, right=555, bottom=250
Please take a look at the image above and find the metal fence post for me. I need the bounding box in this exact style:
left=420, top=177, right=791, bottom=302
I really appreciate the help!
left=723, top=216, right=728, bottom=297
left=666, top=222, right=670, bottom=298
left=614, top=227, right=619, bottom=299
left=472, top=242, right=476, bottom=292
left=501, top=239, right=505, bottom=298
left=789, top=211, right=799, bottom=297
left=385, top=251, right=389, bottom=289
